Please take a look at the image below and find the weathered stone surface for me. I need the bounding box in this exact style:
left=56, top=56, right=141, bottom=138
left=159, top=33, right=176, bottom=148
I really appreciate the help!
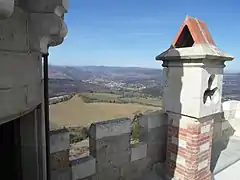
left=90, top=134, right=130, bottom=156
left=20, top=0, right=68, bottom=13
left=89, top=134, right=131, bottom=172
left=0, top=8, right=29, bottom=52
left=50, top=150, right=69, bottom=171
left=0, top=53, right=42, bottom=122
left=89, top=118, right=131, bottom=140
left=71, top=156, right=96, bottom=180
left=29, top=13, right=67, bottom=53
left=213, top=121, right=222, bottom=142
left=95, top=149, right=130, bottom=172
left=50, top=129, right=69, bottom=153
left=0, top=0, right=14, bottom=19
left=97, top=166, right=120, bottom=180
left=139, top=126, right=167, bottom=144
left=80, top=175, right=98, bottom=180
left=147, top=142, right=166, bottom=164
left=51, top=167, right=71, bottom=180
left=131, top=142, right=147, bottom=162
left=120, top=158, right=151, bottom=180
left=139, top=110, right=167, bottom=130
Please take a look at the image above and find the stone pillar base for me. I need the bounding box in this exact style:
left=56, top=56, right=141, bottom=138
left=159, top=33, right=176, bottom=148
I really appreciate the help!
left=165, top=112, right=214, bottom=180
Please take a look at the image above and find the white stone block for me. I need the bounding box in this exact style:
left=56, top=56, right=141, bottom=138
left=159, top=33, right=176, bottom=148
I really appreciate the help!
left=171, top=137, right=186, bottom=148
left=89, top=118, right=131, bottom=140
left=198, top=159, right=208, bottom=170
left=164, top=66, right=223, bottom=118
left=201, top=124, right=211, bottom=134
left=71, top=156, right=96, bottom=180
left=235, top=110, right=240, bottom=119
left=170, top=153, right=185, bottom=166
left=0, top=7, right=29, bottom=52
left=200, top=142, right=210, bottom=153
left=50, top=130, right=69, bottom=153
left=168, top=112, right=199, bottom=129
left=139, top=110, right=167, bottom=130
left=51, top=168, right=71, bottom=180
left=131, top=142, right=147, bottom=162
left=222, top=101, right=232, bottom=111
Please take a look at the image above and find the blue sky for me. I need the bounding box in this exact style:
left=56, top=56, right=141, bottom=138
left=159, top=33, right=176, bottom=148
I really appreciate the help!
left=49, top=0, right=240, bottom=72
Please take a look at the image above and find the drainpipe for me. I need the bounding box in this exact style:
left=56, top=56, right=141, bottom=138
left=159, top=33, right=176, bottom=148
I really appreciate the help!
left=42, top=53, right=51, bottom=180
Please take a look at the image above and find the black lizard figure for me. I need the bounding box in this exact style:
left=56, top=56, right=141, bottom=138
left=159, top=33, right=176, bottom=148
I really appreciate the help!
left=203, top=74, right=218, bottom=104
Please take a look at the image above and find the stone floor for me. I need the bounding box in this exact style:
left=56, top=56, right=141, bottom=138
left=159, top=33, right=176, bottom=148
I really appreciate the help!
left=138, top=171, right=162, bottom=180
left=212, top=136, right=240, bottom=180
left=214, top=160, right=240, bottom=180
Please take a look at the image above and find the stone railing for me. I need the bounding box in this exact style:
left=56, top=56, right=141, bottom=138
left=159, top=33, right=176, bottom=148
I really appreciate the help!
left=50, top=110, right=168, bottom=180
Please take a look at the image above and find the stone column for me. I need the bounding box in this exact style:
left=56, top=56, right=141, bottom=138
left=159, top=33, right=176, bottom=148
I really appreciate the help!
left=156, top=16, right=234, bottom=180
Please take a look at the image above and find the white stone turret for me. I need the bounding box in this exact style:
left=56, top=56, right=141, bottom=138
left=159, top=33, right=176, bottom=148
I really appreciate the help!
left=0, top=1, right=68, bottom=180
left=156, top=16, right=234, bottom=180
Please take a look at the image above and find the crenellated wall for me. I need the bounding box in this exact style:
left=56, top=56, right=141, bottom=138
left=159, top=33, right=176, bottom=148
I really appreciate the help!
left=49, top=104, right=239, bottom=180
left=50, top=110, right=168, bottom=180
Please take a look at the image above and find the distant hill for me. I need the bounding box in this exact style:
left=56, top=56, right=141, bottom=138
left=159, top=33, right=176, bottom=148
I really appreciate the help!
left=49, top=65, right=163, bottom=81
left=48, top=65, right=240, bottom=100
left=48, top=65, right=164, bottom=97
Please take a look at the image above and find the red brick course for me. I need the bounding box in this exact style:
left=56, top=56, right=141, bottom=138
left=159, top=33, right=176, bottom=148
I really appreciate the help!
left=166, top=118, right=213, bottom=180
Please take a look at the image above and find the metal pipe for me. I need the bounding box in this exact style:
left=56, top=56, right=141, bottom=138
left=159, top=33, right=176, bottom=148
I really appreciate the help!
left=42, top=53, right=50, bottom=180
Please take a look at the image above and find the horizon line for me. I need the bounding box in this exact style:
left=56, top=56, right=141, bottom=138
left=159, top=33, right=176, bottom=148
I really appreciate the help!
left=48, top=64, right=239, bottom=73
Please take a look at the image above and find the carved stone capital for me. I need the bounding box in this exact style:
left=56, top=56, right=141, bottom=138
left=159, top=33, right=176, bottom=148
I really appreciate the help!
left=0, top=0, right=15, bottom=19
left=29, top=12, right=68, bottom=53
left=26, top=0, right=68, bottom=53
left=0, top=0, right=68, bottom=53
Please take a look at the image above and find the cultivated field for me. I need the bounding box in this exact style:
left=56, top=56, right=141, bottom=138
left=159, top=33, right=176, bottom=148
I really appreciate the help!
left=49, top=95, right=160, bottom=128
left=79, top=92, right=162, bottom=107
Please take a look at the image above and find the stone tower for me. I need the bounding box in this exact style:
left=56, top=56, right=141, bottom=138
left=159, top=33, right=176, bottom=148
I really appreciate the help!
left=0, top=0, right=68, bottom=179
left=156, top=16, right=234, bottom=180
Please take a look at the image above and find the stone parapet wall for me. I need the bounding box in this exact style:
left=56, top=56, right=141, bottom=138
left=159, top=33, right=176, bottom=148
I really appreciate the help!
left=221, top=100, right=240, bottom=138
left=49, top=110, right=168, bottom=180
left=49, top=105, right=239, bottom=180
left=211, top=100, right=240, bottom=144
left=139, top=110, right=168, bottom=164
left=222, top=100, right=240, bottom=120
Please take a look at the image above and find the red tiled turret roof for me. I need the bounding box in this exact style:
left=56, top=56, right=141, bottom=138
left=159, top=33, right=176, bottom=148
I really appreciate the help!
left=172, top=16, right=215, bottom=48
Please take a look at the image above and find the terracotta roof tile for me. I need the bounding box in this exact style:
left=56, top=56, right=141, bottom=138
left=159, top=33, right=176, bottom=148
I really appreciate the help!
left=172, top=16, right=215, bottom=48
